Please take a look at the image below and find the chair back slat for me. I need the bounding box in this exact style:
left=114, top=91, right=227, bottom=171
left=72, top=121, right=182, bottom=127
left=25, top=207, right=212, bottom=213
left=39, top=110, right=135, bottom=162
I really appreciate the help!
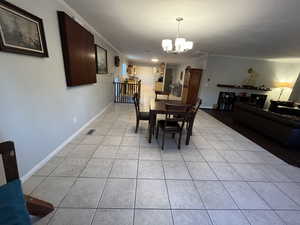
left=0, top=141, right=19, bottom=185
left=192, top=98, right=202, bottom=118
left=133, top=93, right=140, bottom=118
left=165, top=104, right=192, bottom=128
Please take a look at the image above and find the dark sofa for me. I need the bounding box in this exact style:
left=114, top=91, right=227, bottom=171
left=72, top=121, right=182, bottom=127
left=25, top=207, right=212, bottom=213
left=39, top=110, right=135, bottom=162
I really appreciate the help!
left=269, top=100, right=300, bottom=116
left=233, top=103, right=300, bottom=148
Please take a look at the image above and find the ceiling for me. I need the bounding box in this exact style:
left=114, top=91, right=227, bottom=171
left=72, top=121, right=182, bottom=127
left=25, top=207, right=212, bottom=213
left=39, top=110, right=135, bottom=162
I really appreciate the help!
left=64, top=0, right=300, bottom=64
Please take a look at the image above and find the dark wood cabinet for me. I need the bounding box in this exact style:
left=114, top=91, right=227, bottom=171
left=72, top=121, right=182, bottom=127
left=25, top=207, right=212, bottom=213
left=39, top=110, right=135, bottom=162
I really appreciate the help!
left=182, top=67, right=203, bottom=104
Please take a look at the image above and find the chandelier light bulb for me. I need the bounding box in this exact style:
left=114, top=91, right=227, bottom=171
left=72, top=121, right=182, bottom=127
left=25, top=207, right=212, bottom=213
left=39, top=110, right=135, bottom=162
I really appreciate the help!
left=161, top=18, right=193, bottom=53
left=185, top=41, right=193, bottom=50
left=162, top=39, right=172, bottom=52
left=175, top=38, right=186, bottom=52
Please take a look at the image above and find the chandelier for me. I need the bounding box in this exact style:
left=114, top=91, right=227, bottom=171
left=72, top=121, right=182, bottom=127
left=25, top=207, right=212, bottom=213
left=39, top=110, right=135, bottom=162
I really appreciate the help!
left=162, top=17, right=193, bottom=54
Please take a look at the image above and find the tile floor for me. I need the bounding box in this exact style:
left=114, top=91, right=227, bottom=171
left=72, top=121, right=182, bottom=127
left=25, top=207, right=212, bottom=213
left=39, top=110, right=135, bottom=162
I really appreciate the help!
left=23, top=103, right=300, bottom=225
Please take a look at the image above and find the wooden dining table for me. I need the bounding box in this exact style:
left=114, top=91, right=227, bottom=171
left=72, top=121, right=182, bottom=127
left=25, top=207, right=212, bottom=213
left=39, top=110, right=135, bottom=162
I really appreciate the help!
left=148, top=99, right=193, bottom=144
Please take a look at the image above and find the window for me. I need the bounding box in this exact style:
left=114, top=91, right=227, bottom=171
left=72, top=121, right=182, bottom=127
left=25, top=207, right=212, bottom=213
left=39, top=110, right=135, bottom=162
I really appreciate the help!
left=121, top=63, right=127, bottom=76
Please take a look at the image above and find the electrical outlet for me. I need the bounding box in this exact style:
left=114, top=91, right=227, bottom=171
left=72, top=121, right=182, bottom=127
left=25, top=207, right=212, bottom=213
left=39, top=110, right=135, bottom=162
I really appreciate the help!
left=73, top=116, right=77, bottom=124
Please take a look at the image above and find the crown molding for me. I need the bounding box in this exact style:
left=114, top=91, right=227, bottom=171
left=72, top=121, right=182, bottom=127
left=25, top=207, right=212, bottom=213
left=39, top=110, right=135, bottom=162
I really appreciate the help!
left=56, top=0, right=121, bottom=55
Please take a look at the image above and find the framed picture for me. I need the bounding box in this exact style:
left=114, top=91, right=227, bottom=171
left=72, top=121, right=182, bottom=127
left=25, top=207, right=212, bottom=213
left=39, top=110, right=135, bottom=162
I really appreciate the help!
left=95, top=45, right=108, bottom=74
left=0, top=1, right=48, bottom=57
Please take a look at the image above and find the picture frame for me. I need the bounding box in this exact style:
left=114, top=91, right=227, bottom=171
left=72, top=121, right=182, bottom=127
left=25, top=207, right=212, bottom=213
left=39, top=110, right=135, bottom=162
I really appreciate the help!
left=95, top=45, right=108, bottom=74
left=0, top=1, right=48, bottom=57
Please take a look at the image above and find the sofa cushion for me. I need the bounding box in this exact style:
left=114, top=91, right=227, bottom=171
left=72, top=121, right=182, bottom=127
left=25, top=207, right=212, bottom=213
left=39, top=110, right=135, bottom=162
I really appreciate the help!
left=235, top=103, right=300, bottom=128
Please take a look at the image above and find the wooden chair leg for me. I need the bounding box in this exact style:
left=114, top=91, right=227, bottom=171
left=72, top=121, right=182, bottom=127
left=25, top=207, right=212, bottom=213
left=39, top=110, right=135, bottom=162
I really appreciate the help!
left=178, top=130, right=182, bottom=150
left=189, top=120, right=195, bottom=136
left=162, top=131, right=165, bottom=150
left=172, top=133, right=175, bottom=139
left=156, top=125, right=159, bottom=139
left=24, top=195, right=54, bottom=217
left=135, top=119, right=139, bottom=133
left=186, top=124, right=192, bottom=145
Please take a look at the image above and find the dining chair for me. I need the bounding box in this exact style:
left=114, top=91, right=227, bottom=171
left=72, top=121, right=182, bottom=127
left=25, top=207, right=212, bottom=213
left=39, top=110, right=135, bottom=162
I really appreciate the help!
left=185, top=98, right=202, bottom=145
left=0, top=141, right=54, bottom=218
left=155, top=91, right=170, bottom=101
left=156, top=104, right=192, bottom=150
left=189, top=98, right=202, bottom=135
left=133, top=93, right=150, bottom=133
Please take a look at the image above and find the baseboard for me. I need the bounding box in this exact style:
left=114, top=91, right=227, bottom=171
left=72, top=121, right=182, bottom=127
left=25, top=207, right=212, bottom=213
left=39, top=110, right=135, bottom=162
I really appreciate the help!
left=200, top=105, right=214, bottom=109
left=21, top=102, right=113, bottom=183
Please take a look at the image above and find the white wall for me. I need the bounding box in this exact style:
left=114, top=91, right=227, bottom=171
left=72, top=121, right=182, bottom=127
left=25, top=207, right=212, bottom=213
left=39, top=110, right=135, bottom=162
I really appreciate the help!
left=170, top=57, right=207, bottom=96
left=290, top=73, right=300, bottom=102
left=0, top=0, right=123, bottom=177
left=174, top=57, right=208, bottom=84
left=135, top=66, right=158, bottom=86
left=199, top=55, right=300, bottom=108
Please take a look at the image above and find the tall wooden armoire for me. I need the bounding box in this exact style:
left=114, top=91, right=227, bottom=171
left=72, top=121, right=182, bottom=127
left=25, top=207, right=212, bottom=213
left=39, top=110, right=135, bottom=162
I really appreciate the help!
left=182, top=67, right=203, bottom=104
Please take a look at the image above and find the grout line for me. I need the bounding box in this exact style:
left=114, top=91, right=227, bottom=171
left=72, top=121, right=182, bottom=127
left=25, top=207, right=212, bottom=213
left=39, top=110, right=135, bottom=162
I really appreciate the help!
left=161, top=150, right=175, bottom=225
left=132, top=142, right=141, bottom=225
left=40, top=206, right=300, bottom=211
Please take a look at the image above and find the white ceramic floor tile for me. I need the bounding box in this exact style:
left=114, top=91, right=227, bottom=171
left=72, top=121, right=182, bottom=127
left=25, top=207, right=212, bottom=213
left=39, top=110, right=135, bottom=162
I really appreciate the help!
left=81, top=136, right=104, bottom=145
left=80, top=158, right=114, bottom=178
left=134, top=210, right=173, bottom=225
left=167, top=180, right=204, bottom=209
left=92, top=209, right=133, bottom=225
left=140, top=147, right=162, bottom=160
left=32, top=177, right=75, bottom=207
left=275, top=182, right=300, bottom=206
left=67, top=145, right=97, bottom=158
left=161, top=150, right=184, bottom=161
left=60, top=178, right=106, bottom=208
left=209, top=162, right=242, bottom=181
left=276, top=210, right=300, bottom=225
left=218, top=151, right=248, bottom=163
left=92, top=146, right=119, bottom=158
left=173, top=210, right=212, bottom=225
left=163, top=161, right=192, bottom=180
left=102, top=136, right=122, bottom=146
left=208, top=210, right=250, bottom=225
left=35, top=157, right=65, bottom=176
left=50, top=158, right=88, bottom=177
left=48, top=208, right=95, bottom=225
left=135, top=179, right=170, bottom=209
left=116, top=146, right=139, bottom=159
left=186, top=162, right=218, bottom=180
left=255, top=165, right=291, bottom=182
left=121, top=136, right=140, bottom=146
left=249, top=182, right=299, bottom=210
left=22, top=176, right=45, bottom=194
left=110, top=159, right=138, bottom=178
left=230, top=163, right=267, bottom=181
left=199, top=150, right=226, bottom=162
left=56, top=144, right=75, bottom=157
left=243, top=210, right=285, bottom=225
left=138, top=160, right=164, bottom=179
left=180, top=149, right=205, bottom=162
left=195, top=181, right=237, bottom=209
left=222, top=181, right=269, bottom=209
left=32, top=209, right=56, bottom=225
left=99, top=179, right=136, bottom=208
